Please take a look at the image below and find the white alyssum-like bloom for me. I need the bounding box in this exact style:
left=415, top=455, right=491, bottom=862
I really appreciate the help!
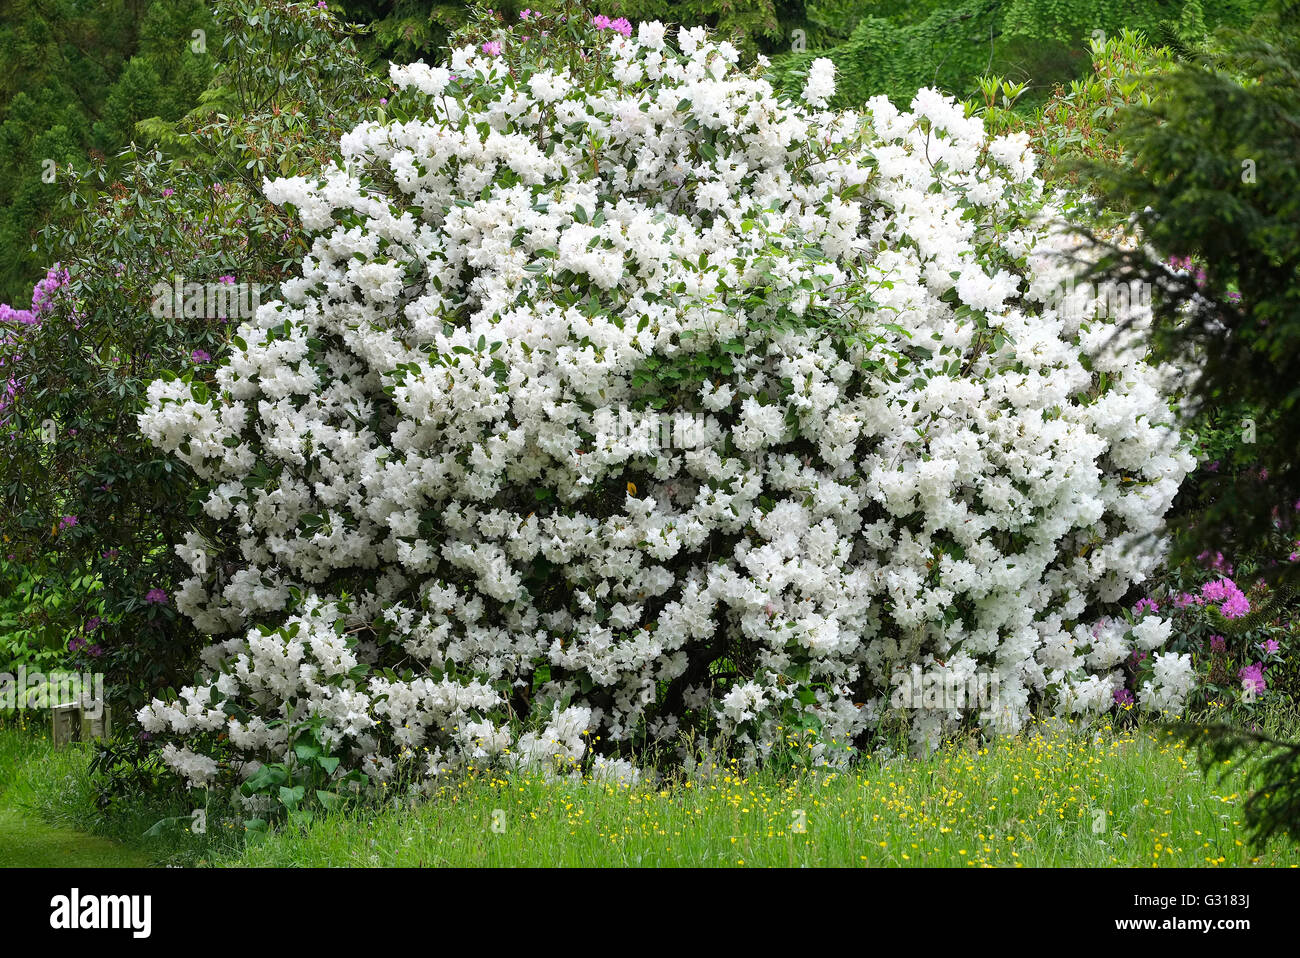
left=137, top=21, right=1194, bottom=788
left=802, top=57, right=836, bottom=109
left=1140, top=652, right=1197, bottom=714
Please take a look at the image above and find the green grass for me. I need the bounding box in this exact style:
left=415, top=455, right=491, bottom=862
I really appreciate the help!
left=2, top=716, right=1298, bottom=867
left=0, top=719, right=152, bottom=868
left=230, top=720, right=1300, bottom=868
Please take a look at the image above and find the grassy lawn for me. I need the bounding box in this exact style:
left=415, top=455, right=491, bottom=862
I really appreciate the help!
left=1, top=716, right=1296, bottom=867
left=232, top=720, right=1299, bottom=868
left=0, top=719, right=152, bottom=868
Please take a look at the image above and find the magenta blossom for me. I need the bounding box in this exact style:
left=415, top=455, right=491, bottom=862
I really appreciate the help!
left=1209, top=635, right=1226, bottom=652
left=1113, top=688, right=1135, bottom=707
left=482, top=40, right=502, bottom=56
left=1196, top=551, right=1232, bottom=574
left=58, top=515, right=78, bottom=529
left=593, top=14, right=633, bottom=37
left=1239, top=662, right=1266, bottom=696
left=191, top=348, right=211, bottom=363
left=1261, top=639, right=1281, bottom=654
left=1132, top=597, right=1158, bottom=616
left=144, top=588, right=169, bottom=605
left=1201, top=577, right=1250, bottom=619
left=1220, top=591, right=1250, bottom=619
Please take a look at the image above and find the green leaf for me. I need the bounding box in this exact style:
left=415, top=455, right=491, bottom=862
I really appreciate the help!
left=317, top=756, right=340, bottom=775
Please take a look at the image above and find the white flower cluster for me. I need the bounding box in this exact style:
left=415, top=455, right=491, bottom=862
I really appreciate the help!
left=138, top=22, right=1194, bottom=788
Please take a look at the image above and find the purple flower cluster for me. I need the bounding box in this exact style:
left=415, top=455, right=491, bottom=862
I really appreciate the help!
left=1167, top=255, right=1207, bottom=289
left=593, top=14, right=632, bottom=36
left=1238, top=662, right=1266, bottom=695
left=1174, top=577, right=1252, bottom=620
left=68, top=636, right=103, bottom=657
left=1, top=265, right=73, bottom=423
left=1201, top=577, right=1251, bottom=619
left=1197, top=550, right=1233, bottom=575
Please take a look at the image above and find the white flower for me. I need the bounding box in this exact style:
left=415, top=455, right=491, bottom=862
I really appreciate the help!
left=803, top=57, right=836, bottom=109
left=1140, top=652, right=1196, bottom=714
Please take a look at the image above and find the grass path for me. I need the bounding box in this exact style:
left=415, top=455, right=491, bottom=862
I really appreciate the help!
left=0, top=725, right=149, bottom=868
left=0, top=803, right=150, bottom=868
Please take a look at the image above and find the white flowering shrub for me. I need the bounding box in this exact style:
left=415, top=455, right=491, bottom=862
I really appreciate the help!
left=137, top=20, right=1196, bottom=793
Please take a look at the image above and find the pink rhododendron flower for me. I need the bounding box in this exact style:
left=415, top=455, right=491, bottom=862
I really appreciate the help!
left=1201, top=577, right=1250, bottom=618
left=1239, top=662, right=1266, bottom=695
left=1220, top=591, right=1250, bottom=619
left=593, top=14, right=632, bottom=36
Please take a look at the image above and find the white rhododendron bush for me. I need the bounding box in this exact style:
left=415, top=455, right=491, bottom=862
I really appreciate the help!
left=138, top=21, right=1196, bottom=792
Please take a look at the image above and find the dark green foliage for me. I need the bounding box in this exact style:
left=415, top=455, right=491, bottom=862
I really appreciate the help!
left=1080, top=2, right=1300, bottom=577
left=0, top=0, right=379, bottom=714
left=1174, top=721, right=1300, bottom=848
left=766, top=0, right=1267, bottom=111
left=0, top=0, right=216, bottom=304
left=335, top=0, right=475, bottom=63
